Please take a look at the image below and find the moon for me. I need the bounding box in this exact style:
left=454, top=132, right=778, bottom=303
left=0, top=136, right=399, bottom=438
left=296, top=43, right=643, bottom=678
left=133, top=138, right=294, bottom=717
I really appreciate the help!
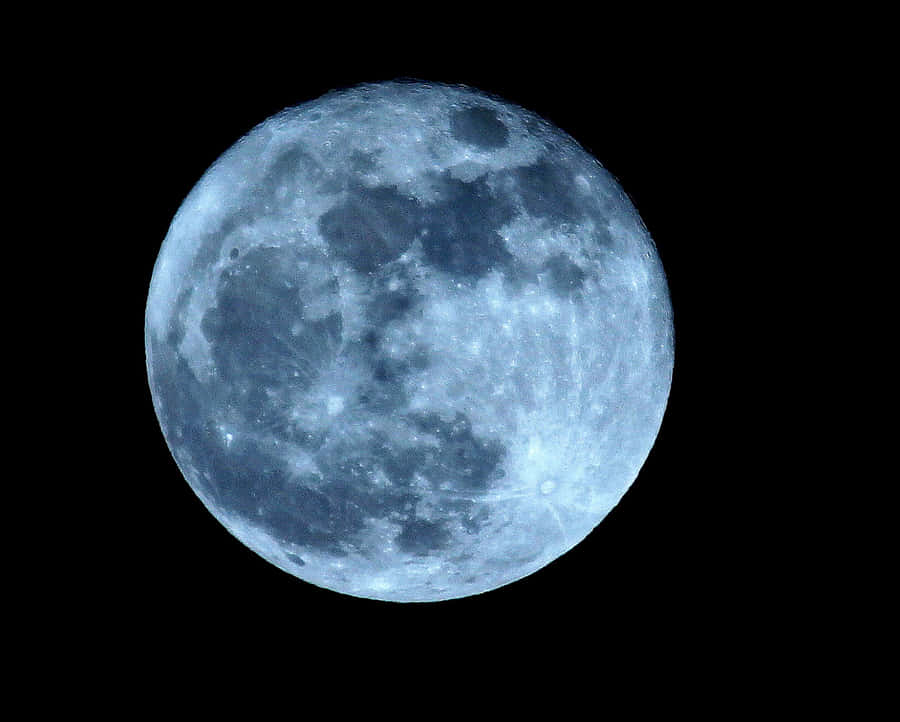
left=145, top=80, right=674, bottom=602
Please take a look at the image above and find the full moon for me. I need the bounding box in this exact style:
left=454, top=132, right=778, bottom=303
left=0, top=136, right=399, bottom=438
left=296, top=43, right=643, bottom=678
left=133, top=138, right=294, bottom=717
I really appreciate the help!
left=145, top=80, right=674, bottom=602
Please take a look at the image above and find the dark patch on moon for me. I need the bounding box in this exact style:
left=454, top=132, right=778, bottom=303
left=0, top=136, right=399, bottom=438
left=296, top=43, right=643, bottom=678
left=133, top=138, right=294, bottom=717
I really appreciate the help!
left=366, top=286, right=420, bottom=326
left=540, top=252, right=587, bottom=296
left=354, top=378, right=408, bottom=415
left=265, top=145, right=335, bottom=200
left=408, top=411, right=507, bottom=492
left=379, top=445, right=431, bottom=487
left=285, top=553, right=306, bottom=566
left=200, top=246, right=342, bottom=405
left=450, top=106, right=509, bottom=150
left=361, top=328, right=380, bottom=350
left=419, top=173, right=516, bottom=281
left=592, top=223, right=615, bottom=249
left=461, top=505, right=491, bottom=535
left=319, top=169, right=522, bottom=286
left=259, top=475, right=366, bottom=556
left=318, top=185, right=421, bottom=274
left=348, top=149, right=379, bottom=173
left=396, top=518, right=451, bottom=555
left=513, top=157, right=586, bottom=224
left=371, top=356, right=411, bottom=384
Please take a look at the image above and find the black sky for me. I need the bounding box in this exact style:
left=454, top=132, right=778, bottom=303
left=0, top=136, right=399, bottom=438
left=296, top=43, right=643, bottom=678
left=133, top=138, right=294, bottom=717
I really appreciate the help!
left=85, top=43, right=759, bottom=664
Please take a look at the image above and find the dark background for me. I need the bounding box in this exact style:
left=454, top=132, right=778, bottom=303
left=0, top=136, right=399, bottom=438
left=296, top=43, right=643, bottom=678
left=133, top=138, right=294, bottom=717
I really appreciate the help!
left=88, top=44, right=759, bottom=664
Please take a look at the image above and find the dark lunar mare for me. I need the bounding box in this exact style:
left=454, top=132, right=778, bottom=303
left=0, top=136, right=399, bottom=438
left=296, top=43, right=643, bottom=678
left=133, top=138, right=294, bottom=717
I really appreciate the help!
left=319, top=171, right=521, bottom=283
left=319, top=184, right=422, bottom=274
left=151, top=237, right=510, bottom=558
left=450, top=106, right=510, bottom=150
left=512, top=158, right=587, bottom=224
left=418, top=172, right=516, bottom=281
left=540, top=252, right=587, bottom=297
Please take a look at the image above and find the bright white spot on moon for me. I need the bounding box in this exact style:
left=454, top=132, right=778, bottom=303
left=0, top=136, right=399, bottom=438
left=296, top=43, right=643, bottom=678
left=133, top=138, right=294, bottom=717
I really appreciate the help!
left=145, top=80, right=674, bottom=602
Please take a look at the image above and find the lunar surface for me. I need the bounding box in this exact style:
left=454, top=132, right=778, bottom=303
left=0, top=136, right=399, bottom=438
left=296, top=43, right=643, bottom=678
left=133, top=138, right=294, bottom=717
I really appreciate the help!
left=145, top=81, right=673, bottom=602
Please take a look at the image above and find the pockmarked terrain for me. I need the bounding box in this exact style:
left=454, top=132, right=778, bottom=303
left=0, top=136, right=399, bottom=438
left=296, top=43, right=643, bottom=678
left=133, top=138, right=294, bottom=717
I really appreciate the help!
left=145, top=81, right=674, bottom=602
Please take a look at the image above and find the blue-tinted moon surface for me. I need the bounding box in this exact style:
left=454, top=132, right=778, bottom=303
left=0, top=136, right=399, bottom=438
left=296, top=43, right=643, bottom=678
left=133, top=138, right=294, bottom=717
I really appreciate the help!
left=145, top=81, right=674, bottom=602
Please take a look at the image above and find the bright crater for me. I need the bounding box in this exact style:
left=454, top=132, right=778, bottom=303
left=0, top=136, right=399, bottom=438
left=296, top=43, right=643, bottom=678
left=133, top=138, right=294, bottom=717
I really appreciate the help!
left=145, top=81, right=674, bottom=602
